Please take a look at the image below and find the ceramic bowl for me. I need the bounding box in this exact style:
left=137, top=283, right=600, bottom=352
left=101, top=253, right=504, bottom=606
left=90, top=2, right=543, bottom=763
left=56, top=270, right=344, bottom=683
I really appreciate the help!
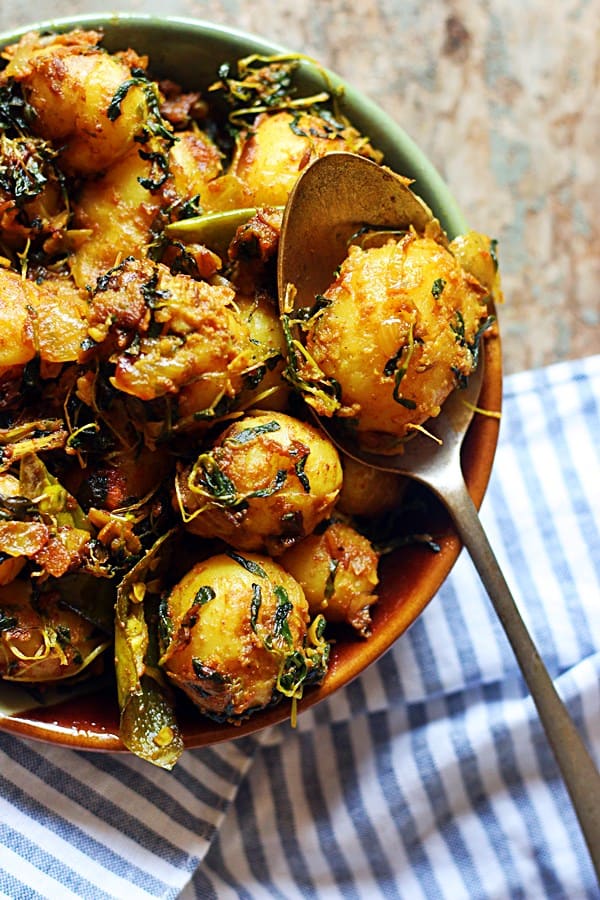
left=0, top=14, right=502, bottom=752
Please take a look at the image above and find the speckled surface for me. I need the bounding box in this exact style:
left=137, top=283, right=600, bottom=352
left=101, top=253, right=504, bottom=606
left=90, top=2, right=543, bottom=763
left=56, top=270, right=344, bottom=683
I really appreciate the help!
left=1, top=0, right=598, bottom=374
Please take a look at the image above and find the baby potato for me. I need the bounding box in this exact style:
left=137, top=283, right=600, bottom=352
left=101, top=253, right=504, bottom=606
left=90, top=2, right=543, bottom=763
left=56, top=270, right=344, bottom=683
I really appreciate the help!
left=449, top=230, right=504, bottom=306
left=83, top=257, right=253, bottom=404
left=305, top=233, right=489, bottom=449
left=70, top=131, right=223, bottom=289
left=167, top=130, right=223, bottom=201
left=176, top=411, right=343, bottom=555
left=34, top=276, right=89, bottom=363
left=0, top=579, right=108, bottom=682
left=0, top=269, right=88, bottom=372
left=280, top=521, right=379, bottom=637
left=204, top=110, right=383, bottom=210
left=2, top=30, right=157, bottom=175
left=69, top=149, right=162, bottom=289
left=235, top=293, right=290, bottom=412
left=336, top=455, right=408, bottom=519
left=159, top=551, right=313, bottom=720
left=0, top=268, right=38, bottom=372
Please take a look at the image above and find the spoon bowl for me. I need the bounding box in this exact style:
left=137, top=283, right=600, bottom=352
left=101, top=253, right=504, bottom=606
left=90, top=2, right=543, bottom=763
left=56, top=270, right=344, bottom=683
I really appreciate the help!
left=277, top=151, right=600, bottom=877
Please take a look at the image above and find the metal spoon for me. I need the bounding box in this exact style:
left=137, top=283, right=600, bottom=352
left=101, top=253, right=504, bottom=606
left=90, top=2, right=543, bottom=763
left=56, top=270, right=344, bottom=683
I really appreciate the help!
left=277, top=151, right=600, bottom=877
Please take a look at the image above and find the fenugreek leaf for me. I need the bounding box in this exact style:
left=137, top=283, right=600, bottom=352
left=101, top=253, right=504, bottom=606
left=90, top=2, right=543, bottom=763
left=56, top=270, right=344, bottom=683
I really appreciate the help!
left=273, top=585, right=293, bottom=645
left=227, top=550, right=267, bottom=578
left=250, top=582, right=262, bottom=632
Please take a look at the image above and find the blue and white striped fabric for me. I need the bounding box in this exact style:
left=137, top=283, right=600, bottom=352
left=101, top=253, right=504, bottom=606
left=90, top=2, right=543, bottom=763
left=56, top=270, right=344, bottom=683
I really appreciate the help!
left=1, top=354, right=599, bottom=899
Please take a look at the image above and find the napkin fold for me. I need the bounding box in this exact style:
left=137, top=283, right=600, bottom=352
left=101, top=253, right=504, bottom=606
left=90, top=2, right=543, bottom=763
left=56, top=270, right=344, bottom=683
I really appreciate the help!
left=1, top=355, right=599, bottom=900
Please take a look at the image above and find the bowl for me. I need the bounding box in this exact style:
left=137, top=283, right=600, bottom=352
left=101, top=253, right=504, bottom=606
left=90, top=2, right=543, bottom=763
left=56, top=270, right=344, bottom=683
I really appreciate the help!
left=0, top=14, right=502, bottom=753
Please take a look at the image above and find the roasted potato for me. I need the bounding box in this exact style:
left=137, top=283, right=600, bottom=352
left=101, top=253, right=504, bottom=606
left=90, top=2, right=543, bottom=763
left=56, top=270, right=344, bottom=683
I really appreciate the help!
left=176, top=411, right=343, bottom=555
left=0, top=579, right=108, bottom=681
left=203, top=109, right=383, bottom=211
left=82, top=256, right=253, bottom=404
left=305, top=233, right=490, bottom=449
left=1, top=29, right=162, bottom=175
left=336, top=455, right=408, bottom=519
left=159, top=551, right=327, bottom=721
left=280, top=521, right=379, bottom=637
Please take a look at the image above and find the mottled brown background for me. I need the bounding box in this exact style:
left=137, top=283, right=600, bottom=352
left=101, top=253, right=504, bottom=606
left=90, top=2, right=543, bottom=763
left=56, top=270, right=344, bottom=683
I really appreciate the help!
left=2, top=0, right=599, bottom=375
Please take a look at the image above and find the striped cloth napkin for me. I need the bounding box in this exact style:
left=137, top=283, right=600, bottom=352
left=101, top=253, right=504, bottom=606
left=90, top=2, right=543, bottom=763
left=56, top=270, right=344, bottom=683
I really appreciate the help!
left=1, top=354, right=599, bottom=900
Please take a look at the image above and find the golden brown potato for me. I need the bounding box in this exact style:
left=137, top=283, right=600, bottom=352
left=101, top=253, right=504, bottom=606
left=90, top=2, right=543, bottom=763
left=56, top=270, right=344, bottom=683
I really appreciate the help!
left=235, top=293, right=290, bottom=412
left=70, top=131, right=224, bottom=289
left=69, top=149, right=161, bottom=289
left=280, top=521, right=379, bottom=636
left=0, top=268, right=89, bottom=373
left=0, top=268, right=38, bottom=372
left=305, top=233, right=490, bottom=449
left=83, top=257, right=253, bottom=404
left=176, top=411, right=343, bottom=555
left=159, top=551, right=326, bottom=720
left=168, top=129, right=223, bottom=202
left=336, top=455, right=408, bottom=519
left=449, top=231, right=504, bottom=306
left=203, top=110, right=383, bottom=211
left=0, top=579, right=108, bottom=681
left=34, top=276, right=89, bottom=363
left=2, top=30, right=160, bottom=175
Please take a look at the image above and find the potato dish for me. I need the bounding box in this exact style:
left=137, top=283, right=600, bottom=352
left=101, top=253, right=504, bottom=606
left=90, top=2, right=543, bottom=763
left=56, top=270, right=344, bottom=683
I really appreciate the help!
left=0, top=28, right=498, bottom=767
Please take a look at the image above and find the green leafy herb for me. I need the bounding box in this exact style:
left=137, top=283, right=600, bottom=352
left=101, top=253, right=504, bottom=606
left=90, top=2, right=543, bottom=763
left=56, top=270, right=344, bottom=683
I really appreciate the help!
left=294, top=452, right=311, bottom=493
left=281, top=312, right=342, bottom=415
left=250, top=582, right=262, bottom=632
left=230, top=419, right=281, bottom=444
left=194, top=455, right=238, bottom=505
left=0, top=80, right=35, bottom=135
left=489, top=238, right=499, bottom=271
left=107, top=69, right=175, bottom=191
left=431, top=277, right=446, bottom=300
left=192, top=659, right=226, bottom=683
left=272, top=585, right=293, bottom=646
left=227, top=550, right=267, bottom=578
left=0, top=613, right=18, bottom=632
left=250, top=469, right=288, bottom=499
left=193, top=585, right=216, bottom=607
left=383, top=323, right=418, bottom=409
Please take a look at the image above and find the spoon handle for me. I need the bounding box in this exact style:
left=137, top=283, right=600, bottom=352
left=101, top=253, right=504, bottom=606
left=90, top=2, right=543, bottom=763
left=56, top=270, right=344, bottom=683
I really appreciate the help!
left=441, top=475, right=600, bottom=878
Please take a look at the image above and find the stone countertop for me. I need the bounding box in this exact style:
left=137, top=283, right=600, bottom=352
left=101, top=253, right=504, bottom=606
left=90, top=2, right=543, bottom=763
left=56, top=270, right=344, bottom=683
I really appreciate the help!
left=1, top=0, right=598, bottom=375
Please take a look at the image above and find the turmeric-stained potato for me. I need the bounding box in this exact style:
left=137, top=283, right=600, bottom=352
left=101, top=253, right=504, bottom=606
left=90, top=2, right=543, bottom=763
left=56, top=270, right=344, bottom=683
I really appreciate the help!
left=305, top=233, right=490, bottom=449
left=159, top=551, right=326, bottom=721
left=235, top=294, right=290, bottom=412
left=0, top=579, right=108, bottom=681
left=280, top=521, right=379, bottom=637
left=69, top=149, right=162, bottom=289
left=2, top=30, right=159, bottom=175
left=176, top=411, right=343, bottom=555
left=70, top=132, right=223, bottom=289
left=336, top=455, right=408, bottom=519
left=35, top=276, right=89, bottom=363
left=0, top=268, right=38, bottom=372
left=168, top=130, right=223, bottom=201
left=203, top=110, right=383, bottom=211
left=0, top=269, right=89, bottom=371
left=83, top=257, right=253, bottom=403
left=449, top=231, right=504, bottom=306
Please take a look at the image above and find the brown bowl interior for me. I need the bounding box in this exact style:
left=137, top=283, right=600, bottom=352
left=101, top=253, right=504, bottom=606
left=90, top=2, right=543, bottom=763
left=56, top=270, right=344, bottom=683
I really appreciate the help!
left=0, top=15, right=502, bottom=752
